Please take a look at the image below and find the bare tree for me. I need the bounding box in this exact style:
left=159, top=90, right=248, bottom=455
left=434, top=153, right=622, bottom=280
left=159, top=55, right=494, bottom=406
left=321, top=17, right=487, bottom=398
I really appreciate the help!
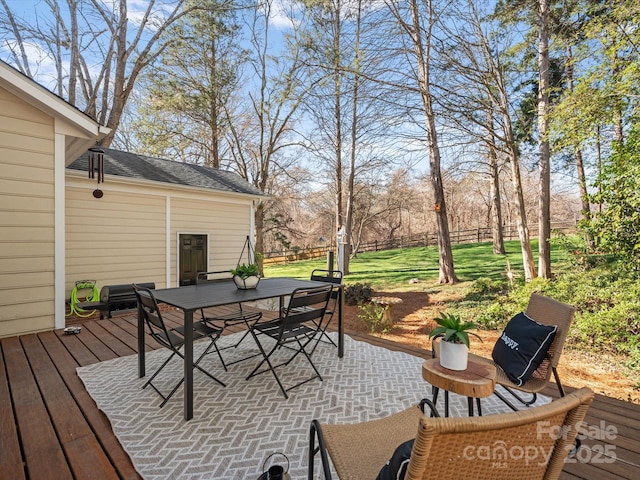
left=537, top=0, right=551, bottom=278
left=0, top=0, right=208, bottom=146
left=386, top=0, right=458, bottom=284
left=224, top=0, right=313, bottom=266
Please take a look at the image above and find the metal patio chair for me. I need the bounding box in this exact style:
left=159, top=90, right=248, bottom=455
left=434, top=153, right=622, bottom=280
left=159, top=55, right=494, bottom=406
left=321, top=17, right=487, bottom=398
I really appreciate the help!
left=246, top=284, right=332, bottom=398
left=196, top=270, right=262, bottom=369
left=133, top=285, right=226, bottom=407
left=307, top=269, right=343, bottom=355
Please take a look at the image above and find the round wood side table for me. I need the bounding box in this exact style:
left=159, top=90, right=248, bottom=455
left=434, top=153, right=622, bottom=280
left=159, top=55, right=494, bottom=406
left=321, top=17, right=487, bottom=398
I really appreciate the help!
left=422, top=357, right=497, bottom=417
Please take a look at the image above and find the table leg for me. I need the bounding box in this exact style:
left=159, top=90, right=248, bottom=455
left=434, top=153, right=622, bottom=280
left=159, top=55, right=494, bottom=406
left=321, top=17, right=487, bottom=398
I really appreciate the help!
left=338, top=286, right=344, bottom=358
left=444, top=390, right=450, bottom=417
left=184, top=309, right=194, bottom=421
left=137, top=302, right=145, bottom=378
left=467, top=397, right=474, bottom=416
left=431, top=387, right=440, bottom=417
left=476, top=398, right=483, bottom=416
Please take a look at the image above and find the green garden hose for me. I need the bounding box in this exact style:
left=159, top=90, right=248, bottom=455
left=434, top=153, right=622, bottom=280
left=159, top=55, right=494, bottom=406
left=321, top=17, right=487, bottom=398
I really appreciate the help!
left=67, top=280, right=100, bottom=317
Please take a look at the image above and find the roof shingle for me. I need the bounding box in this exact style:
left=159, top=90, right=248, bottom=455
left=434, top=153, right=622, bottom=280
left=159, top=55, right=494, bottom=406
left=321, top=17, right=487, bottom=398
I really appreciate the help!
left=69, top=147, right=263, bottom=197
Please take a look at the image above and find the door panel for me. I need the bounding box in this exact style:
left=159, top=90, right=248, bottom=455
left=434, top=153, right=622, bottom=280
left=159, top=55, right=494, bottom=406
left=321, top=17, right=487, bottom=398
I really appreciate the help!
left=179, top=234, right=207, bottom=286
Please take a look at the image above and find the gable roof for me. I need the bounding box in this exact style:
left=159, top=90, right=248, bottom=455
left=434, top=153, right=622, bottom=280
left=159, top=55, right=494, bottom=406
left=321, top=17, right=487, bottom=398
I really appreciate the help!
left=0, top=60, right=109, bottom=161
left=68, top=147, right=264, bottom=197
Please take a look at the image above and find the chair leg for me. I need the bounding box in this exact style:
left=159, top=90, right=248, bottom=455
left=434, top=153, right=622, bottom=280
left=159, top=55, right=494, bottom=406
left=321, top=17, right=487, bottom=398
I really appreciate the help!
left=246, top=333, right=290, bottom=399
left=493, top=388, right=519, bottom=412
left=142, top=351, right=177, bottom=390
left=145, top=343, right=226, bottom=408
left=552, top=367, right=566, bottom=397
left=308, top=312, right=337, bottom=356
left=309, top=420, right=333, bottom=480
left=248, top=332, right=322, bottom=398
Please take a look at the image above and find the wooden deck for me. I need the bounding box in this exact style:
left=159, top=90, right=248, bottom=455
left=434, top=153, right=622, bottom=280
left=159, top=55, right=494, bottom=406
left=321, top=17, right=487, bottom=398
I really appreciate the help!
left=1, top=309, right=639, bottom=480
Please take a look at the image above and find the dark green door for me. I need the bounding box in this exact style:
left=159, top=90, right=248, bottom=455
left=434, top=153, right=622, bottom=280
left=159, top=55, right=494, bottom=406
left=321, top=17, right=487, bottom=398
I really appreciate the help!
left=179, top=234, right=207, bottom=286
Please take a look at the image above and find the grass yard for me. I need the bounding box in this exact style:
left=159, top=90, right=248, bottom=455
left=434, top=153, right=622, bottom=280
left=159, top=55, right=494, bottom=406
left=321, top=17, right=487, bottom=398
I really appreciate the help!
left=265, top=238, right=559, bottom=289
left=264, top=239, right=640, bottom=404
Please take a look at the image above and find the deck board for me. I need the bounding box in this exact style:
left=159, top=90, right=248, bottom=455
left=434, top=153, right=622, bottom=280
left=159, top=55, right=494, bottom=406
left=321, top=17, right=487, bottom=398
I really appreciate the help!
left=1, top=312, right=639, bottom=479
left=2, top=335, right=73, bottom=480
left=20, top=334, right=120, bottom=480
left=0, top=341, right=25, bottom=480
left=38, top=331, right=140, bottom=480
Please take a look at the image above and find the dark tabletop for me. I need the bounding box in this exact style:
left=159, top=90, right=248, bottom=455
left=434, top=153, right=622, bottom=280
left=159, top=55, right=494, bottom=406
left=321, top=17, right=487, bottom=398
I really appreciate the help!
left=152, top=277, right=330, bottom=311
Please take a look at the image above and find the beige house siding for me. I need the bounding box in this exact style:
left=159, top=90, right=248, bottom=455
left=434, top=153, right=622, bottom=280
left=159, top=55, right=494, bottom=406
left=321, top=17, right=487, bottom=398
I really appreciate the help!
left=171, top=197, right=253, bottom=280
left=0, top=86, right=56, bottom=337
left=65, top=187, right=167, bottom=292
left=66, top=177, right=255, bottom=294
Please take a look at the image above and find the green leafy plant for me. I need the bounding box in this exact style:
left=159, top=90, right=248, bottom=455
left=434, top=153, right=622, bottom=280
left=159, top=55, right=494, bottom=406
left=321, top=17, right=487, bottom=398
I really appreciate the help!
left=428, top=312, right=482, bottom=348
left=230, top=263, right=259, bottom=279
left=358, top=302, right=392, bottom=333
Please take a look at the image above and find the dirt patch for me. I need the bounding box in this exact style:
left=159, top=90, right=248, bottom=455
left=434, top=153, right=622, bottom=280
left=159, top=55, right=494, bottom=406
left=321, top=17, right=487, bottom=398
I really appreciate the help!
left=342, top=290, right=640, bottom=404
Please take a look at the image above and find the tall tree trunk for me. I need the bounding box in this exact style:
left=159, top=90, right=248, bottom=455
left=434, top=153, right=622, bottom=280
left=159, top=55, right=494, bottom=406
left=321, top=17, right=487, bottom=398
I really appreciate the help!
left=406, top=0, right=457, bottom=283
left=343, top=0, right=363, bottom=276
left=333, top=0, right=343, bottom=244
left=488, top=139, right=505, bottom=255
left=494, top=62, right=536, bottom=280
left=565, top=44, right=593, bottom=249
left=537, top=0, right=551, bottom=278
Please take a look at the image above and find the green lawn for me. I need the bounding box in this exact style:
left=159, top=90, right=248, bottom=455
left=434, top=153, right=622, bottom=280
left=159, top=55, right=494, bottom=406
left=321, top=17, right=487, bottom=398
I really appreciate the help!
left=264, top=238, right=568, bottom=290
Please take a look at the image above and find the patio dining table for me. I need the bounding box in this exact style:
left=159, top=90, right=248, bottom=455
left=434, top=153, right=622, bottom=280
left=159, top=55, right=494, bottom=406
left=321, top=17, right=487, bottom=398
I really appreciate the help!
left=137, top=277, right=343, bottom=420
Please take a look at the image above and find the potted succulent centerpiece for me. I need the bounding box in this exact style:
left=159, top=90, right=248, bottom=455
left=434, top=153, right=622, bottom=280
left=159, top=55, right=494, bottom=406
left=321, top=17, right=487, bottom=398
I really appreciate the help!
left=230, top=263, right=260, bottom=290
left=428, top=312, right=482, bottom=371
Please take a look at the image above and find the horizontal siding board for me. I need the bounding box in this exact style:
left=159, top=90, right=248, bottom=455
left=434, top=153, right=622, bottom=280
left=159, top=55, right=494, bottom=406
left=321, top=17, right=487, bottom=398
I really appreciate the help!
left=0, top=162, right=55, bottom=183
left=0, top=88, right=52, bottom=124
left=0, top=256, right=54, bottom=273
left=0, top=286, right=54, bottom=305
left=0, top=114, right=53, bottom=140
left=0, top=178, right=54, bottom=197
left=0, top=316, right=55, bottom=334
left=0, top=147, right=53, bottom=169
left=0, top=211, right=54, bottom=227
left=0, top=226, right=54, bottom=242
left=0, top=130, right=54, bottom=154
left=0, top=241, right=53, bottom=257
left=0, top=271, right=54, bottom=290
left=0, top=194, right=54, bottom=212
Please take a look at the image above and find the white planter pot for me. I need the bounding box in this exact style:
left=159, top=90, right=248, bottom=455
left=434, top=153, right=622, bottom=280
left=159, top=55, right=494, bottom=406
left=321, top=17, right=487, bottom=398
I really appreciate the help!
left=439, top=340, right=469, bottom=371
left=233, top=275, right=260, bottom=290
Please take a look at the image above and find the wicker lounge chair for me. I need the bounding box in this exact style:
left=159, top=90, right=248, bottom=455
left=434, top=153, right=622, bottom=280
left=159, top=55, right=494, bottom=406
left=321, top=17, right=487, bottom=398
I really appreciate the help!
left=309, top=387, right=594, bottom=480
left=433, top=293, right=575, bottom=411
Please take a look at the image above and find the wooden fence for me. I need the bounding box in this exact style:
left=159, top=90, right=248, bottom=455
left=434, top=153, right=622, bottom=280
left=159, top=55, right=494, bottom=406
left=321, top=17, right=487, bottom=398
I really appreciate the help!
left=262, top=222, right=577, bottom=265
